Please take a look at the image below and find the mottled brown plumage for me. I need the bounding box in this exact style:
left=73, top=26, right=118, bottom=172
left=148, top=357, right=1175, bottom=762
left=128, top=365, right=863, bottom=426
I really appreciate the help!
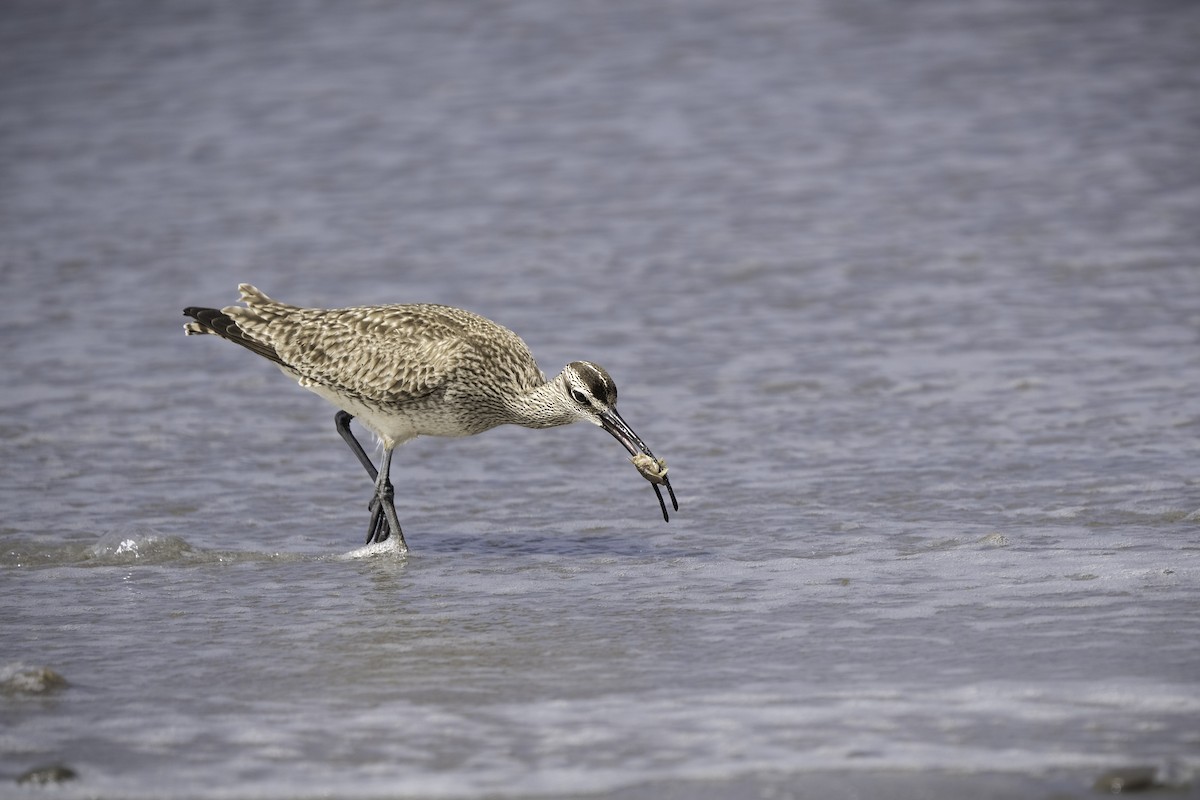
left=183, top=284, right=678, bottom=551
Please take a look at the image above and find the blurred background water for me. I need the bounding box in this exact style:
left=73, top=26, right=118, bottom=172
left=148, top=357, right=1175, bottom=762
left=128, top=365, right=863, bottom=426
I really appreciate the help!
left=1, top=1, right=1198, bottom=798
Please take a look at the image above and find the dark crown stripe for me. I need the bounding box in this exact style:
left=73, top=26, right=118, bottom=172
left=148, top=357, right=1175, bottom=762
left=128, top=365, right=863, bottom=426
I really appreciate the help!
left=575, top=361, right=616, bottom=404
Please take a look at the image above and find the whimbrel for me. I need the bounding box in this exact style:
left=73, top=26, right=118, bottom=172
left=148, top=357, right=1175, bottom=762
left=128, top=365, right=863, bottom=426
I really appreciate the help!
left=183, top=285, right=678, bottom=551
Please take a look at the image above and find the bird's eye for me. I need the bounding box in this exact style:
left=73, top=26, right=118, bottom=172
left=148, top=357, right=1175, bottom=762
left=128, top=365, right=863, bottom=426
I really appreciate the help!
left=570, top=389, right=589, bottom=405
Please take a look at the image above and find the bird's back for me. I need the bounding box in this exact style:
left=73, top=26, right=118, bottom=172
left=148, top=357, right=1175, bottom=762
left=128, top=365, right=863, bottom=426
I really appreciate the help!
left=188, top=285, right=547, bottom=438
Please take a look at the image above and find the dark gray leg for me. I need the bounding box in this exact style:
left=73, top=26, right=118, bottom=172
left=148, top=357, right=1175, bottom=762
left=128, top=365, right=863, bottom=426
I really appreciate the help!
left=335, top=410, right=378, bottom=480
left=372, top=447, right=407, bottom=550
left=335, top=411, right=406, bottom=548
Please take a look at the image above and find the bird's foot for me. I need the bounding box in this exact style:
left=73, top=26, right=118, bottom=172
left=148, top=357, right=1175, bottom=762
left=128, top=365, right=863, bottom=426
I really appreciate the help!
left=365, top=482, right=408, bottom=551
left=365, top=498, right=389, bottom=544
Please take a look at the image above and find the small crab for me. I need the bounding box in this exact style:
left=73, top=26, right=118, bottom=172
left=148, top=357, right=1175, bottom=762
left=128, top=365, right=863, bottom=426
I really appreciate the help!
left=629, top=453, right=678, bottom=521
left=631, top=453, right=670, bottom=485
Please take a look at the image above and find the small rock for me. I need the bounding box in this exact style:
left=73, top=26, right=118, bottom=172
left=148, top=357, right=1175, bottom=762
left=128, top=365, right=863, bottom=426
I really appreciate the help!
left=0, top=665, right=68, bottom=695
left=1093, top=766, right=1159, bottom=793
left=16, top=764, right=77, bottom=786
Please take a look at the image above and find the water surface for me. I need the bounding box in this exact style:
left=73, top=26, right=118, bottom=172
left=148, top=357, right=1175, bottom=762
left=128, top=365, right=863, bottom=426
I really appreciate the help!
left=2, top=1, right=1198, bottom=797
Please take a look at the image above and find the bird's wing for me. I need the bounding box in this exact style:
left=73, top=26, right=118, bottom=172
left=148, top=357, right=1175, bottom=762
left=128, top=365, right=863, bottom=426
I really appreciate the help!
left=262, top=304, right=473, bottom=405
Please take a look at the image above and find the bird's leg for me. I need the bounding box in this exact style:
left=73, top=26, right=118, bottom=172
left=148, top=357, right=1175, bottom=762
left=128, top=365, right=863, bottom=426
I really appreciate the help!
left=334, top=411, right=387, bottom=542
left=365, top=501, right=387, bottom=544
left=335, top=411, right=406, bottom=548
left=372, top=447, right=408, bottom=551
left=335, top=410, right=378, bottom=481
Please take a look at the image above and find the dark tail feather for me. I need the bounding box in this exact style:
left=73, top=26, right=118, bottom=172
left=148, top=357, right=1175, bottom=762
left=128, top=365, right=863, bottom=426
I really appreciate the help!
left=182, top=306, right=285, bottom=366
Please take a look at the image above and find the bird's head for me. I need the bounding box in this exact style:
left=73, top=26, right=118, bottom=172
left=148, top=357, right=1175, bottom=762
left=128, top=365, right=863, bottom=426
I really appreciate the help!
left=559, top=359, right=661, bottom=460
left=559, top=361, right=679, bottom=520
left=560, top=360, right=619, bottom=424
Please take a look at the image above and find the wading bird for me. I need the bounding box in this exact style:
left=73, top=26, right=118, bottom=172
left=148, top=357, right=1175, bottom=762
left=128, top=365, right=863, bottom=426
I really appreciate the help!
left=183, top=285, right=677, bottom=550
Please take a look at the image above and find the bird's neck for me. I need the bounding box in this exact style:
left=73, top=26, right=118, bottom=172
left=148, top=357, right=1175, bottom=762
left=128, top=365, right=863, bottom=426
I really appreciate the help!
left=506, top=372, right=576, bottom=429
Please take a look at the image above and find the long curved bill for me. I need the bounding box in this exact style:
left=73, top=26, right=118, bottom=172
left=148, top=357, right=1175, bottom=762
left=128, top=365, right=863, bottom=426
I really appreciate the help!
left=599, top=407, right=679, bottom=522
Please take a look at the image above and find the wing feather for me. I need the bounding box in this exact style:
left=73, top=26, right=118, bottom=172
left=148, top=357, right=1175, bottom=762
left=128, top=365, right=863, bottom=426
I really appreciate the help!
left=188, top=285, right=545, bottom=410
left=267, top=305, right=471, bottom=404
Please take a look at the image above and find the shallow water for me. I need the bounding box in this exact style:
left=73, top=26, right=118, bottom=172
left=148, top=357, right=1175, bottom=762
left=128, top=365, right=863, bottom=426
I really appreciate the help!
left=2, top=0, right=1199, bottom=797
